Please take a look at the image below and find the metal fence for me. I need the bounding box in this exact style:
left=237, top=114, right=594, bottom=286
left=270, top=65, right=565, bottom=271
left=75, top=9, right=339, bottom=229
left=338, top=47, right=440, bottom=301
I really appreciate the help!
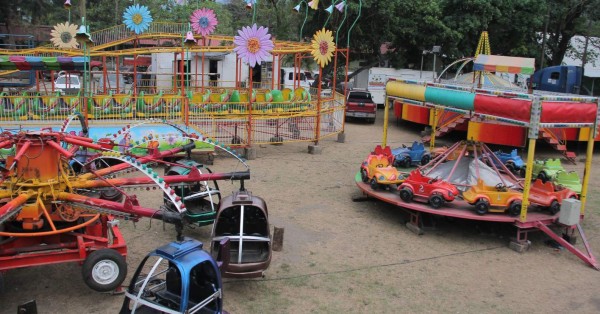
left=0, top=89, right=346, bottom=146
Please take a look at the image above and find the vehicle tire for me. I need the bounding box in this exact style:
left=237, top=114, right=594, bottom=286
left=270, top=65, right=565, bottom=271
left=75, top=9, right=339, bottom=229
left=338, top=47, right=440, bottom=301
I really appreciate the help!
left=360, top=169, right=368, bottom=183
left=401, top=157, right=412, bottom=168
left=392, top=159, right=401, bottom=168
left=82, top=249, right=127, bottom=292
left=519, top=166, right=526, bottom=178
left=420, top=154, right=431, bottom=166
left=548, top=200, right=560, bottom=215
left=505, top=162, right=515, bottom=173
left=370, top=178, right=380, bottom=191
left=508, top=201, right=522, bottom=217
left=399, top=187, right=413, bottom=202
left=538, top=171, right=549, bottom=183
left=474, top=199, right=489, bottom=215
left=429, top=194, right=444, bottom=209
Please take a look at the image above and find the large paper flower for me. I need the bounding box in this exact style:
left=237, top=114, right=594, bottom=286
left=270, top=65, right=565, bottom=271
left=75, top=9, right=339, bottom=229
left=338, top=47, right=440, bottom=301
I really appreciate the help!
left=190, top=8, right=218, bottom=37
left=311, top=28, right=335, bottom=68
left=50, top=22, right=79, bottom=49
left=123, top=4, right=153, bottom=35
left=233, top=24, right=274, bottom=68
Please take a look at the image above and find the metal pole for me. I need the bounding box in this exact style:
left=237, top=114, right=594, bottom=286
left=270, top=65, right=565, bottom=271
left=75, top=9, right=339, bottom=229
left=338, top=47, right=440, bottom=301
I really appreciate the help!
left=420, top=52, right=424, bottom=79
left=432, top=53, right=437, bottom=81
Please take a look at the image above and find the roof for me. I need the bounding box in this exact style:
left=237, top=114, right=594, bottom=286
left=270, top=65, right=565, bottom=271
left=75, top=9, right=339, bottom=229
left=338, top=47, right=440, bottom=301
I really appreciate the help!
left=473, top=54, right=536, bottom=75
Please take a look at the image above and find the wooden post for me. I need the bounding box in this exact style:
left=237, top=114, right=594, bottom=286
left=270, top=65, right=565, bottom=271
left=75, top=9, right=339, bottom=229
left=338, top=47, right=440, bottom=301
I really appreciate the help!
left=272, top=226, right=284, bottom=251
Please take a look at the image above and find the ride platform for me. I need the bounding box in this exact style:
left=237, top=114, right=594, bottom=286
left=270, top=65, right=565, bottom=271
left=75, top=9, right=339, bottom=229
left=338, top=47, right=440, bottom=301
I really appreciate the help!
left=355, top=173, right=598, bottom=270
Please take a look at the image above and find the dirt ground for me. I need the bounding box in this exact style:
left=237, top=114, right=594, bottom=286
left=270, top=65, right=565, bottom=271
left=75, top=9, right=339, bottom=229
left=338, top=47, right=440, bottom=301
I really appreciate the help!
left=2, top=110, right=600, bottom=313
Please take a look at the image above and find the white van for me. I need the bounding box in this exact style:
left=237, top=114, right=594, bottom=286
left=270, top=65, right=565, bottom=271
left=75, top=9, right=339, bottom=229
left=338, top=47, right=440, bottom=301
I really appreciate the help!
left=280, top=67, right=311, bottom=89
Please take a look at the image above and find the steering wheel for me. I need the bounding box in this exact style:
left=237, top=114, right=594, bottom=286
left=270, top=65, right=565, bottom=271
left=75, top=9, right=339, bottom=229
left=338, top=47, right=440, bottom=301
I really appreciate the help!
left=377, top=163, right=384, bottom=168
left=402, top=144, right=407, bottom=148
left=495, top=183, right=506, bottom=191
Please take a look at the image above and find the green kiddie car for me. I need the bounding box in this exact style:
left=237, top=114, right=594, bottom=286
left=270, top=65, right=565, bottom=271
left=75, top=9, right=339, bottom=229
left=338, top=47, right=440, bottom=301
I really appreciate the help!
left=555, top=170, right=582, bottom=194
left=521, top=158, right=565, bottom=182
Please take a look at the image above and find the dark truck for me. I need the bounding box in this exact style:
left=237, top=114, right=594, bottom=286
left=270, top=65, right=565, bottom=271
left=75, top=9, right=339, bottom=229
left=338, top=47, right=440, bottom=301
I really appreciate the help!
left=345, top=89, right=376, bottom=123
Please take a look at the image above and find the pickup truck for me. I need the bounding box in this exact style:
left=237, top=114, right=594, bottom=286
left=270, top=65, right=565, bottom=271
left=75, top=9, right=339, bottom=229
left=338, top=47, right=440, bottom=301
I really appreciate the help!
left=345, top=89, right=376, bottom=123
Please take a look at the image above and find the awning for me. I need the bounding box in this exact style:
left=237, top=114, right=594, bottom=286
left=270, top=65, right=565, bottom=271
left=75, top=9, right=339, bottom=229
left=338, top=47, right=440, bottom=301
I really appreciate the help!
left=473, top=54, right=535, bottom=75
left=0, top=56, right=90, bottom=71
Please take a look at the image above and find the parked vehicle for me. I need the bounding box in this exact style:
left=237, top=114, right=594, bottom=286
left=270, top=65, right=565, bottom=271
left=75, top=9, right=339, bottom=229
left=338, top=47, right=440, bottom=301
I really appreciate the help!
left=529, top=65, right=582, bottom=94
left=528, top=179, right=578, bottom=215
left=120, top=238, right=230, bottom=314
left=462, top=179, right=523, bottom=216
left=360, top=145, right=406, bottom=190
left=280, top=67, right=311, bottom=89
left=392, top=141, right=431, bottom=168
left=398, top=169, right=459, bottom=209
left=54, top=73, right=81, bottom=94
left=345, top=89, right=376, bottom=123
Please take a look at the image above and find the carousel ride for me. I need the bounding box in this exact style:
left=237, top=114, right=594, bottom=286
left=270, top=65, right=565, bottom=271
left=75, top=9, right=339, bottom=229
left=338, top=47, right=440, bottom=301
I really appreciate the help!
left=356, top=64, right=600, bottom=269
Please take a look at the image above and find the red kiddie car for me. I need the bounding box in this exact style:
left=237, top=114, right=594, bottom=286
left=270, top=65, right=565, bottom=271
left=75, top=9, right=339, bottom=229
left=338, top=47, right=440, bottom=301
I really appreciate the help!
left=398, top=170, right=459, bottom=209
left=528, top=179, right=578, bottom=215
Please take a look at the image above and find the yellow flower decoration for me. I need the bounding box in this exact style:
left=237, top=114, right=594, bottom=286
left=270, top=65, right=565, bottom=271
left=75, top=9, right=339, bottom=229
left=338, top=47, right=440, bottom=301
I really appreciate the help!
left=50, top=22, right=79, bottom=49
left=310, top=28, right=335, bottom=68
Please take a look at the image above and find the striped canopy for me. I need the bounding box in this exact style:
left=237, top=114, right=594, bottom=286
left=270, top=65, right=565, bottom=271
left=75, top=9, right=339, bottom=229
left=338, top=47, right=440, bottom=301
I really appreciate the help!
left=0, top=56, right=90, bottom=71
left=473, top=54, right=535, bottom=75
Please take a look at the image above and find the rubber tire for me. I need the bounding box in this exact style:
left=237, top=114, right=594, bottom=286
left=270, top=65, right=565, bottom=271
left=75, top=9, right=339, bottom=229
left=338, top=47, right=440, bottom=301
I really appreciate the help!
left=361, top=169, right=368, bottom=183
left=475, top=199, right=489, bottom=215
left=429, top=194, right=444, bottom=209
left=392, top=159, right=401, bottom=168
left=508, top=201, right=522, bottom=216
left=548, top=200, right=560, bottom=215
left=82, top=249, right=127, bottom=292
left=505, top=162, right=515, bottom=173
left=399, top=187, right=413, bottom=202
left=401, top=157, right=412, bottom=168
left=537, top=171, right=549, bottom=183
left=421, top=154, right=431, bottom=166
left=370, top=178, right=380, bottom=191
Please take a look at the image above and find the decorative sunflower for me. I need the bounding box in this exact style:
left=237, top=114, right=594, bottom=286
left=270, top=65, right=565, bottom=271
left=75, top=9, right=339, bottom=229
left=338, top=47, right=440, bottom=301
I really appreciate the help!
left=50, top=22, right=79, bottom=49
left=123, top=4, right=153, bottom=35
left=310, top=28, right=335, bottom=68
left=190, top=8, right=218, bottom=37
left=233, top=24, right=274, bottom=68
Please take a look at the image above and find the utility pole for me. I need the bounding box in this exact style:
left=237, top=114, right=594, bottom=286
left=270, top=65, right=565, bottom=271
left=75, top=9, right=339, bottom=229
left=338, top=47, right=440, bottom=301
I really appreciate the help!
left=540, top=8, right=549, bottom=69
left=80, top=0, right=86, bottom=20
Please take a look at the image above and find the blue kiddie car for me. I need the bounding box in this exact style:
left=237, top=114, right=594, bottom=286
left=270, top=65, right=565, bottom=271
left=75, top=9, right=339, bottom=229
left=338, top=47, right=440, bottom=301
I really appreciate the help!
left=392, top=141, right=431, bottom=168
left=483, top=149, right=524, bottom=173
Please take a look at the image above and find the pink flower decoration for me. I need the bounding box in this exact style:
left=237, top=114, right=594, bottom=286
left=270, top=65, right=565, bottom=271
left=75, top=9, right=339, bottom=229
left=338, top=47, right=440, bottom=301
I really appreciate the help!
left=233, top=24, right=274, bottom=68
left=190, top=8, right=218, bottom=37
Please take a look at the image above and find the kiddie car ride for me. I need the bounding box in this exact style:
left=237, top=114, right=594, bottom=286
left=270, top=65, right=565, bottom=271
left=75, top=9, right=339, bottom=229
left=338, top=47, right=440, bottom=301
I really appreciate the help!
left=527, top=179, right=578, bottom=215
left=360, top=145, right=405, bottom=190
left=392, top=141, right=431, bottom=168
left=398, top=170, right=459, bottom=209
left=462, top=179, right=523, bottom=216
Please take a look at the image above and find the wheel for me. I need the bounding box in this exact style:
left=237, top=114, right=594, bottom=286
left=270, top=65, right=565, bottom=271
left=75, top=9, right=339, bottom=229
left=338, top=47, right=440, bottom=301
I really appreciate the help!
left=360, top=168, right=368, bottom=183
left=399, top=187, right=413, bottom=202
left=392, top=159, right=401, bottom=168
left=401, top=157, right=412, bottom=168
left=420, top=154, right=431, bottom=166
left=475, top=199, right=489, bottom=215
left=100, top=188, right=123, bottom=202
left=505, top=162, right=515, bottom=173
left=548, top=200, right=560, bottom=215
left=537, top=171, right=549, bottom=183
left=508, top=201, right=522, bottom=216
left=429, top=194, right=444, bottom=209
left=82, top=249, right=127, bottom=292
left=370, top=178, right=380, bottom=190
